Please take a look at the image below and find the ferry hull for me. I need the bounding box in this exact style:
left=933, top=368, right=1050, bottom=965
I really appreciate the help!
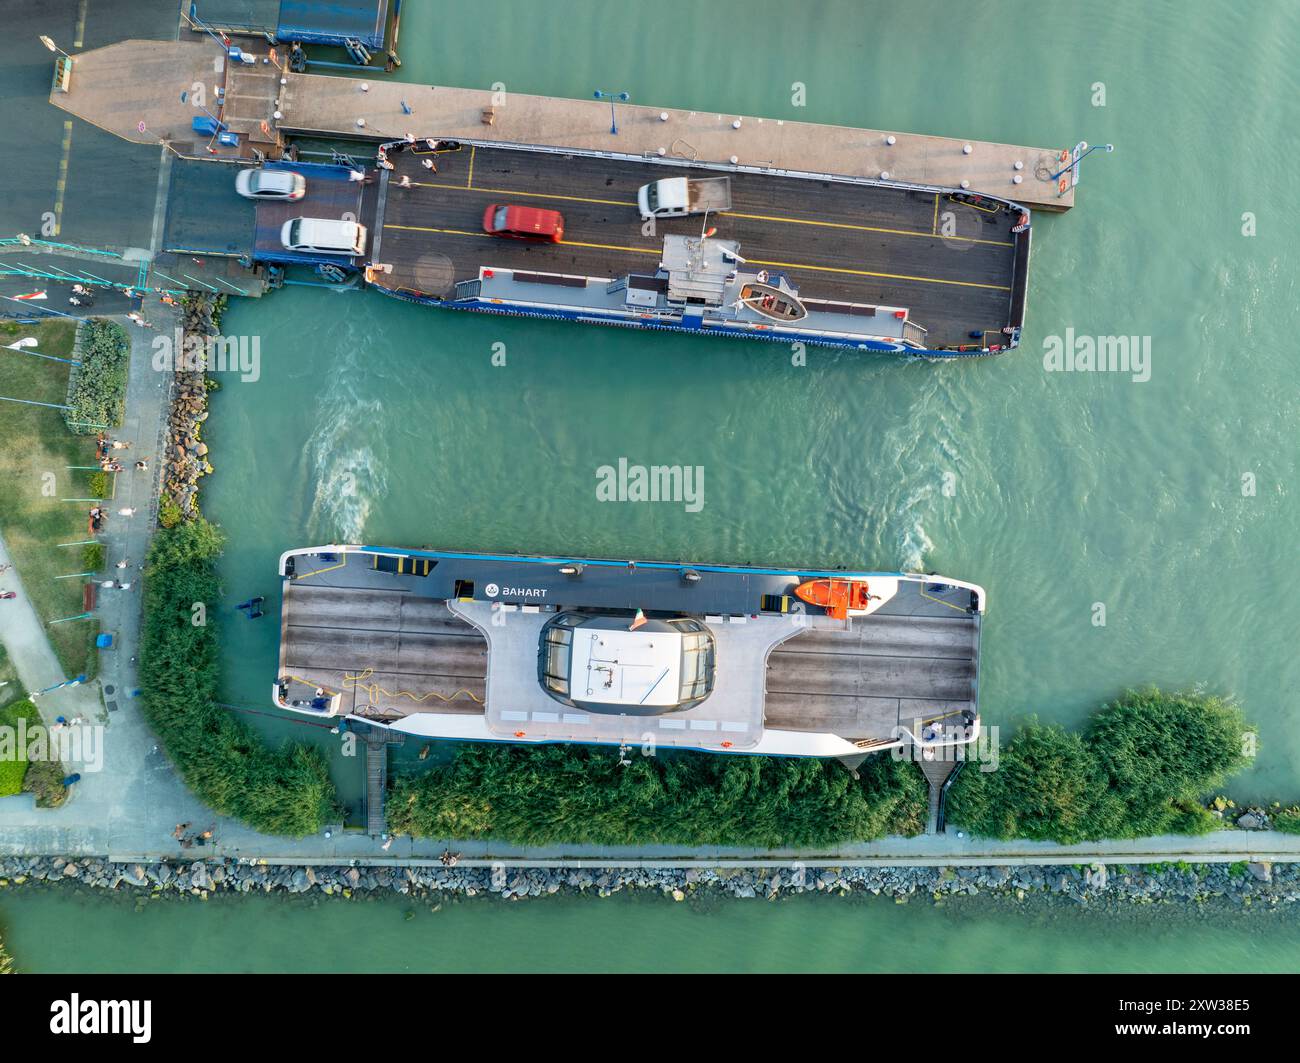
left=373, top=284, right=1015, bottom=358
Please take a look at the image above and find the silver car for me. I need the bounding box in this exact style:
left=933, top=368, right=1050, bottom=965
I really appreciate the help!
left=235, top=168, right=306, bottom=200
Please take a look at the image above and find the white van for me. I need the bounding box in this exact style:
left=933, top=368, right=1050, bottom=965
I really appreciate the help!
left=280, top=217, right=367, bottom=256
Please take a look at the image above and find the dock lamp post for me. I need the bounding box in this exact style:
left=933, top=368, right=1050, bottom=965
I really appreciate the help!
left=593, top=89, right=630, bottom=135
left=1047, top=142, right=1114, bottom=183
left=39, top=35, right=71, bottom=60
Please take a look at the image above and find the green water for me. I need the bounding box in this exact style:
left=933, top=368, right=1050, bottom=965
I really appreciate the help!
left=3, top=888, right=1299, bottom=973
left=8, top=0, right=1300, bottom=970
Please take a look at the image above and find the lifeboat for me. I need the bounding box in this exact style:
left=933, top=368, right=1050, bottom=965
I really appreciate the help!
left=794, top=578, right=876, bottom=620
left=738, top=281, right=807, bottom=322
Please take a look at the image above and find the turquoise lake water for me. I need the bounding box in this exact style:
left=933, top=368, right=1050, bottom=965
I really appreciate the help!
left=4, top=887, right=1299, bottom=974
left=5, top=0, right=1299, bottom=971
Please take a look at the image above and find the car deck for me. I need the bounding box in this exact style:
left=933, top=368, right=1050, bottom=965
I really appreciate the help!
left=277, top=548, right=981, bottom=752
left=373, top=144, right=1022, bottom=350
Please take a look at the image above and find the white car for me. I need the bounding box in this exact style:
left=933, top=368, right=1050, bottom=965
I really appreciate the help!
left=235, top=168, right=306, bottom=200
left=280, top=218, right=367, bottom=256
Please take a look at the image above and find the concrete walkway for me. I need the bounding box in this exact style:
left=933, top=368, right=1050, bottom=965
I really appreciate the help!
left=0, top=308, right=195, bottom=827
left=0, top=532, right=103, bottom=730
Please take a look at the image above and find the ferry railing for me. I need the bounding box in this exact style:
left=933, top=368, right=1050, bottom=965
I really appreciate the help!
left=181, top=2, right=275, bottom=45
left=937, top=760, right=965, bottom=832
left=1, top=237, right=122, bottom=259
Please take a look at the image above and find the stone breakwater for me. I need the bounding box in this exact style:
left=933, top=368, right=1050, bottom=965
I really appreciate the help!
left=162, top=295, right=222, bottom=521
left=0, top=857, right=1295, bottom=906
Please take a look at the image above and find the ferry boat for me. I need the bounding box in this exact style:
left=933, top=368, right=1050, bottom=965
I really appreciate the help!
left=273, top=545, right=986, bottom=764
left=159, top=142, right=1030, bottom=357
left=361, top=140, right=1031, bottom=357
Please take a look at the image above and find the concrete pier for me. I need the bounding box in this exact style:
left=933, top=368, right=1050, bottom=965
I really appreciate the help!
left=278, top=72, right=1075, bottom=210
left=51, top=39, right=1075, bottom=209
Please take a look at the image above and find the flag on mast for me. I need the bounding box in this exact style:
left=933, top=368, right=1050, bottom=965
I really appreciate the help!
left=629, top=608, right=647, bottom=631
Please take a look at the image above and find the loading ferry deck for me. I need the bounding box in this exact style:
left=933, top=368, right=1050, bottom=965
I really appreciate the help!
left=274, top=546, right=984, bottom=763
left=369, top=141, right=1030, bottom=354
left=45, top=35, right=1052, bottom=356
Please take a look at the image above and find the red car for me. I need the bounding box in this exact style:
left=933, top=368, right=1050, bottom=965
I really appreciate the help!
left=482, top=203, right=565, bottom=242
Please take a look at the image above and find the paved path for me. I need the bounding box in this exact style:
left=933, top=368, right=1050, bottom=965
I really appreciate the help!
left=0, top=308, right=192, bottom=827
left=0, top=532, right=103, bottom=730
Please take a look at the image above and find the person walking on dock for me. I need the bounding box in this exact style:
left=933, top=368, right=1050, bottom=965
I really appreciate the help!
left=422, top=158, right=437, bottom=173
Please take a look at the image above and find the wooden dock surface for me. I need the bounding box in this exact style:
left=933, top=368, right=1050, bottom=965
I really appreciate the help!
left=279, top=72, right=1074, bottom=210
left=50, top=40, right=1075, bottom=210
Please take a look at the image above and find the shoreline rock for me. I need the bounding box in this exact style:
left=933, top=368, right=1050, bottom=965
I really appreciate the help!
left=1, top=856, right=1297, bottom=909
left=161, top=294, right=224, bottom=521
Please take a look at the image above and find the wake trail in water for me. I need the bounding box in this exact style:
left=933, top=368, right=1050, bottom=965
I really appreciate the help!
left=303, top=343, right=390, bottom=543
left=873, top=373, right=959, bottom=572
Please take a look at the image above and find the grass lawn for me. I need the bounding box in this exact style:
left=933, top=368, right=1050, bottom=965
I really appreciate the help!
left=0, top=643, right=18, bottom=710
left=0, top=319, right=105, bottom=678
left=0, top=697, right=32, bottom=796
left=0, top=698, right=66, bottom=806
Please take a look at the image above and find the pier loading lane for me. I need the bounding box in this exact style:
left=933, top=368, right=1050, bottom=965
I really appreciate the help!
left=375, top=143, right=1024, bottom=351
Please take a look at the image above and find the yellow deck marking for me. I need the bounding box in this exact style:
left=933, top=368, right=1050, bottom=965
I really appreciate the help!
left=932, top=194, right=939, bottom=235
left=921, top=589, right=973, bottom=612
left=293, top=561, right=347, bottom=580
left=411, top=180, right=628, bottom=208
left=385, top=224, right=1009, bottom=291
left=385, top=223, right=490, bottom=239
left=54, top=121, right=73, bottom=236
left=405, top=180, right=1008, bottom=246
left=466, top=144, right=475, bottom=189
left=554, top=237, right=660, bottom=256
left=721, top=209, right=1011, bottom=247
left=74, top=0, right=88, bottom=48
left=749, top=256, right=1011, bottom=291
